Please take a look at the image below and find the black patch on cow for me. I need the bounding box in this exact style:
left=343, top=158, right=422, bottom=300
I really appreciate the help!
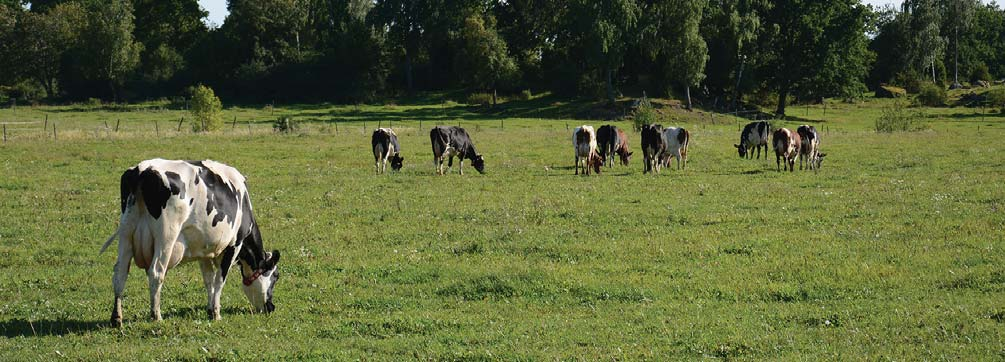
left=138, top=168, right=172, bottom=219
left=186, top=161, right=204, bottom=184
left=235, top=191, right=267, bottom=270
left=195, top=166, right=241, bottom=228
left=220, top=245, right=236, bottom=281
left=596, top=125, right=619, bottom=161
left=119, top=167, right=140, bottom=213
left=164, top=171, right=186, bottom=200
left=677, top=128, right=689, bottom=144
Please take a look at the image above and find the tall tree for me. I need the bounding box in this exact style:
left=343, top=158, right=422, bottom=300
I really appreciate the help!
left=566, top=0, right=640, bottom=103
left=941, top=0, right=978, bottom=87
left=456, top=13, right=516, bottom=105
left=642, top=0, right=708, bottom=109
left=13, top=3, right=85, bottom=96
left=60, top=0, right=143, bottom=100
left=905, top=0, right=945, bottom=83
left=132, top=0, right=207, bottom=85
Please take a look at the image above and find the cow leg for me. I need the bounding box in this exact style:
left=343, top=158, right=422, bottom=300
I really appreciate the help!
left=147, top=227, right=179, bottom=322
left=111, top=237, right=132, bottom=327
left=776, top=154, right=781, bottom=172
left=199, top=259, right=222, bottom=320
left=575, top=155, right=579, bottom=175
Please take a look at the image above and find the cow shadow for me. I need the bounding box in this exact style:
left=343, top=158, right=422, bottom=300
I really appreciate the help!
left=162, top=306, right=248, bottom=319
left=0, top=318, right=106, bottom=337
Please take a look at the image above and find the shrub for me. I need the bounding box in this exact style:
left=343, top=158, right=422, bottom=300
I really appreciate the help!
left=466, top=92, right=493, bottom=106
left=632, top=98, right=659, bottom=131
left=86, top=97, right=103, bottom=108
left=876, top=100, right=925, bottom=133
left=189, top=85, right=223, bottom=132
left=915, top=82, right=946, bottom=107
left=272, top=117, right=299, bottom=134
left=517, top=89, right=533, bottom=100
left=988, top=88, right=1005, bottom=112
left=894, top=70, right=923, bottom=93
left=970, top=63, right=992, bottom=83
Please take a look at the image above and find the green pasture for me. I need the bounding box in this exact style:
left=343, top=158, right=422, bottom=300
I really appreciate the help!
left=0, top=96, right=1003, bottom=360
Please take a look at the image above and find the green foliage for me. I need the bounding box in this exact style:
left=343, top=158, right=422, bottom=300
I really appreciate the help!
left=988, top=88, right=1005, bottom=112
left=915, top=82, right=947, bottom=107
left=641, top=0, right=708, bottom=106
left=970, top=63, right=992, bottom=83
left=189, top=85, right=222, bottom=132
left=518, top=89, right=533, bottom=101
left=272, top=116, right=299, bottom=134
left=465, top=92, right=494, bottom=106
left=876, top=99, right=924, bottom=132
left=455, top=14, right=517, bottom=94
left=632, top=98, right=659, bottom=131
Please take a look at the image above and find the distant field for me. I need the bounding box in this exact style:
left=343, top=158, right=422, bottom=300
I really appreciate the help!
left=1, top=96, right=1004, bottom=359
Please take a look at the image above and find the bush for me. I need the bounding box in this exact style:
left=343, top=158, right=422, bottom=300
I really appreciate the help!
left=517, top=89, right=533, bottom=100
left=876, top=100, right=925, bottom=133
left=86, top=98, right=103, bottom=108
left=971, top=63, right=992, bottom=83
left=915, top=82, right=946, bottom=107
left=632, top=98, right=659, bottom=131
left=894, top=70, right=923, bottom=93
left=272, top=117, right=299, bottom=134
left=466, top=92, right=494, bottom=105
left=988, top=88, right=1005, bottom=112
left=189, top=85, right=223, bottom=132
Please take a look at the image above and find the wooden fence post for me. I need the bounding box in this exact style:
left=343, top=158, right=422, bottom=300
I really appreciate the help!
left=233, top=116, right=237, bottom=130
left=155, top=120, right=160, bottom=136
left=2, top=124, right=6, bottom=143
left=335, top=122, right=338, bottom=134
left=247, top=122, right=252, bottom=136
left=52, top=122, right=56, bottom=140
left=44, top=114, right=48, bottom=130
left=115, top=119, right=120, bottom=132
left=178, top=117, right=184, bottom=131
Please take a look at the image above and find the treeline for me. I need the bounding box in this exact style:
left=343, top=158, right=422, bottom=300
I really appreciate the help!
left=0, top=0, right=1003, bottom=115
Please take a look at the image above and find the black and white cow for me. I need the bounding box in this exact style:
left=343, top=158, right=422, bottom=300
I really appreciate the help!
left=660, top=127, right=690, bottom=171
left=735, top=121, right=771, bottom=159
left=597, top=125, right=633, bottom=167
left=641, top=124, right=665, bottom=174
left=372, top=128, right=404, bottom=174
left=430, top=126, right=484, bottom=175
left=101, top=159, right=281, bottom=326
left=797, top=125, right=826, bottom=172
left=573, top=125, right=602, bottom=175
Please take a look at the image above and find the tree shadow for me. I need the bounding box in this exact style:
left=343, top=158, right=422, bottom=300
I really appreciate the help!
left=0, top=318, right=107, bottom=337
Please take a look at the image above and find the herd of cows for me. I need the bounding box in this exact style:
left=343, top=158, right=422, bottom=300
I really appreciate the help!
left=99, top=121, right=826, bottom=327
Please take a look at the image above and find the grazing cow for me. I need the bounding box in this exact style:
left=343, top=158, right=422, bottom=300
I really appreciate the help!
left=773, top=128, right=801, bottom=172
left=735, top=121, right=771, bottom=159
left=797, top=125, right=826, bottom=172
left=372, top=128, right=404, bottom=174
left=641, top=124, right=665, bottom=174
left=430, top=126, right=484, bottom=175
left=660, top=127, right=690, bottom=171
left=596, top=125, right=633, bottom=167
left=101, top=159, right=281, bottom=326
left=573, top=125, right=603, bottom=175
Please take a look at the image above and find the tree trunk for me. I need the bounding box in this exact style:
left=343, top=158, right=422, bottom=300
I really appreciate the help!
left=775, top=84, right=789, bottom=116
left=492, top=87, right=497, bottom=107
left=685, top=85, right=693, bottom=110
left=954, top=25, right=959, bottom=85
left=405, top=50, right=414, bottom=94
left=606, top=68, right=614, bottom=104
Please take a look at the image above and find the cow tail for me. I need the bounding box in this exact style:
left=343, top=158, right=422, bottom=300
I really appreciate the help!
left=99, top=232, right=117, bottom=254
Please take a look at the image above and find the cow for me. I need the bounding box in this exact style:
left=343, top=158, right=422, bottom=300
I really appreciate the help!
left=641, top=124, right=665, bottom=174
left=100, top=159, right=281, bottom=326
left=573, top=125, right=603, bottom=175
left=430, top=126, right=484, bottom=175
left=372, top=128, right=404, bottom=174
left=596, top=125, right=633, bottom=167
left=797, top=125, right=826, bottom=172
left=734, top=121, right=771, bottom=159
left=660, top=127, right=690, bottom=171
left=773, top=128, right=801, bottom=172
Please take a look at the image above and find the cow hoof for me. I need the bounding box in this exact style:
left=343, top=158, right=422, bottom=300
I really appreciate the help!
left=111, top=316, right=122, bottom=328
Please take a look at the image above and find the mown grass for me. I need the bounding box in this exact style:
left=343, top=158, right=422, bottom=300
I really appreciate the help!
left=0, top=95, right=1003, bottom=360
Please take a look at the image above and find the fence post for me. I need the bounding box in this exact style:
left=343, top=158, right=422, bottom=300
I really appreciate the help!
left=178, top=117, right=184, bottom=131
left=233, top=116, right=237, bottom=130
left=52, top=122, right=56, bottom=140
left=335, top=122, right=338, bottom=134
left=419, top=119, right=422, bottom=130
left=104, top=120, right=109, bottom=130
left=2, top=124, right=6, bottom=143
left=247, top=122, right=252, bottom=136
left=115, top=119, right=120, bottom=132
left=44, top=114, right=48, bottom=130
left=155, top=120, right=160, bottom=136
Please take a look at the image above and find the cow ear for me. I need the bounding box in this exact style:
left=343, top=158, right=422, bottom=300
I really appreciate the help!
left=733, top=144, right=740, bottom=148
left=818, top=153, right=827, bottom=158
left=270, top=250, right=281, bottom=265
left=627, top=152, right=633, bottom=156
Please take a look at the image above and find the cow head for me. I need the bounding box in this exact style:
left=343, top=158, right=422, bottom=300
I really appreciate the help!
left=589, top=153, right=603, bottom=174
left=390, top=154, right=404, bottom=171
left=471, top=154, right=485, bottom=174
left=815, top=153, right=827, bottom=169
left=242, top=250, right=281, bottom=314
left=734, top=144, right=747, bottom=158
left=619, top=151, right=633, bottom=166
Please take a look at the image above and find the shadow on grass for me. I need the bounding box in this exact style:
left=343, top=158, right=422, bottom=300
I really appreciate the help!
left=0, top=318, right=106, bottom=337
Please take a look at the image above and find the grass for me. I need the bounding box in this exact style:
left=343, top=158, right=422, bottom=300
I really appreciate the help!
left=0, top=93, right=1004, bottom=359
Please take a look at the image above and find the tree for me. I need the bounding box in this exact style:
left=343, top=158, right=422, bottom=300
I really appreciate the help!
left=759, top=0, right=871, bottom=115
left=941, top=0, right=979, bottom=87
left=565, top=0, right=640, bottom=103
left=642, top=0, right=708, bottom=109
left=456, top=13, right=516, bottom=105
left=132, top=0, right=207, bottom=86
left=702, top=0, right=764, bottom=109
left=61, top=0, right=143, bottom=100
left=189, top=85, right=222, bottom=132
left=905, top=0, right=945, bottom=83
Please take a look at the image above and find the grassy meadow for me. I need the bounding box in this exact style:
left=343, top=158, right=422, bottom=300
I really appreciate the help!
left=0, top=93, right=1004, bottom=360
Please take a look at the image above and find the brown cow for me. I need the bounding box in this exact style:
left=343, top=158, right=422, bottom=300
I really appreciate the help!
left=773, top=128, right=801, bottom=172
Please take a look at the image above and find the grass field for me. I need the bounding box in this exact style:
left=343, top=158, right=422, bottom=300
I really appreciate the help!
left=1, top=94, right=1004, bottom=360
